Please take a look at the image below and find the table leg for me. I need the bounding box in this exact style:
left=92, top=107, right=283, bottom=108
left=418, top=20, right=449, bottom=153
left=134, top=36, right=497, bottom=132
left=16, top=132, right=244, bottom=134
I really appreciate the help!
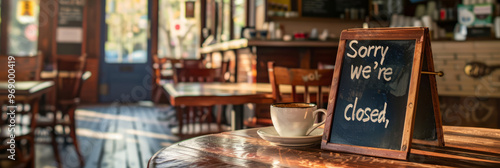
left=231, top=104, right=244, bottom=130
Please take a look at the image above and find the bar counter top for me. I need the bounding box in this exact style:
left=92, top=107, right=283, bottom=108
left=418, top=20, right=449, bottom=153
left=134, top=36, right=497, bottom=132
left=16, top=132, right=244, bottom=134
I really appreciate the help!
left=200, top=39, right=339, bottom=53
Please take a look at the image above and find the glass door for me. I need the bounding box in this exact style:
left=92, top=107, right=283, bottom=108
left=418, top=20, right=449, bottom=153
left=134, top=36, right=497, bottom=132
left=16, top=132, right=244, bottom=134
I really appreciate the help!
left=99, top=0, right=151, bottom=102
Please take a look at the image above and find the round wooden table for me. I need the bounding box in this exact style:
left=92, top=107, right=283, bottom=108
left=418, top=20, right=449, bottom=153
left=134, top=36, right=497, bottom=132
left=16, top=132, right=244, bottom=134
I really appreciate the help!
left=148, top=126, right=500, bottom=167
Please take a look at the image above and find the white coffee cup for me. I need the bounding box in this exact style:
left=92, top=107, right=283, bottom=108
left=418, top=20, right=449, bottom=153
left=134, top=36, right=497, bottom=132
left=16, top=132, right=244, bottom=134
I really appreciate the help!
left=270, top=103, right=327, bottom=137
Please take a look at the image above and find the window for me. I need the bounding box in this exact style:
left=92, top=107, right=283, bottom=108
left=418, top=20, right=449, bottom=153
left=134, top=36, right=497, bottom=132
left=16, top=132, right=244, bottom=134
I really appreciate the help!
left=221, top=0, right=230, bottom=41
left=7, top=0, right=40, bottom=56
left=158, top=0, right=200, bottom=59
left=232, top=0, right=245, bottom=39
left=104, top=0, right=149, bottom=63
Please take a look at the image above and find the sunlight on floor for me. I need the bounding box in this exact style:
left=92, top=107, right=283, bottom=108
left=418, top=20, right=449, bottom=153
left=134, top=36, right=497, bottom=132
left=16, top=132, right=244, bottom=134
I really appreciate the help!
left=34, top=104, right=178, bottom=168
left=76, top=109, right=139, bottom=122
left=75, top=108, right=172, bottom=126
left=77, top=128, right=124, bottom=140
left=126, top=129, right=179, bottom=141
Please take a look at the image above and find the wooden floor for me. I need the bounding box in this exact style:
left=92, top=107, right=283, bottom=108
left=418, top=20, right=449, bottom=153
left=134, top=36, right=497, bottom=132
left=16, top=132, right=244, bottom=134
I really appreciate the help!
left=35, top=103, right=180, bottom=168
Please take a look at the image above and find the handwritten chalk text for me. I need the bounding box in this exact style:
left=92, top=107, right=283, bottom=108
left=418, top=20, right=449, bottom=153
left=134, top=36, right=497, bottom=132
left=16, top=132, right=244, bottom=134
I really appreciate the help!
left=347, top=40, right=393, bottom=81
left=344, top=97, right=390, bottom=128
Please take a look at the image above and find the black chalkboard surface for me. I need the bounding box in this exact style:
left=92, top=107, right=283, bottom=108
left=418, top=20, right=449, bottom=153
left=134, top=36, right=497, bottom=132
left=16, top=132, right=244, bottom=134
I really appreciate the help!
left=329, top=40, right=415, bottom=150
left=322, top=28, right=444, bottom=160
left=301, top=0, right=368, bottom=18
left=301, top=0, right=336, bottom=17
left=56, top=0, right=85, bottom=55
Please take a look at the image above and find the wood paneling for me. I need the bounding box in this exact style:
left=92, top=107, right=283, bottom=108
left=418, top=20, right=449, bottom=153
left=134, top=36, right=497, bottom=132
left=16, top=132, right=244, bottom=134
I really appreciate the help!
left=85, top=0, right=101, bottom=59
left=310, top=47, right=337, bottom=68
left=0, top=0, right=10, bottom=55
left=255, top=47, right=301, bottom=83
left=38, top=0, right=57, bottom=63
left=81, top=57, right=99, bottom=103
left=151, top=0, right=159, bottom=57
left=254, top=47, right=336, bottom=83
left=80, top=0, right=101, bottom=103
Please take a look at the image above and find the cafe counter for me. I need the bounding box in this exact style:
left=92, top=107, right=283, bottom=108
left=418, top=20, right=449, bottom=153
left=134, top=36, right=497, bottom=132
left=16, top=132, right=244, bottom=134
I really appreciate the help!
left=201, top=39, right=338, bottom=83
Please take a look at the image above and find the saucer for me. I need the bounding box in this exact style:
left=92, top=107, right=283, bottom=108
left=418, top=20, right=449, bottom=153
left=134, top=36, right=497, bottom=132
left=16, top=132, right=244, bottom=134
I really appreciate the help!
left=257, top=126, right=323, bottom=146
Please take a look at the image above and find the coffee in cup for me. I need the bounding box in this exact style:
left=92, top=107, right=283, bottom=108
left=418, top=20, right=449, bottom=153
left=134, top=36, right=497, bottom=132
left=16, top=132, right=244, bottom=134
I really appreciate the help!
left=270, top=103, right=327, bottom=137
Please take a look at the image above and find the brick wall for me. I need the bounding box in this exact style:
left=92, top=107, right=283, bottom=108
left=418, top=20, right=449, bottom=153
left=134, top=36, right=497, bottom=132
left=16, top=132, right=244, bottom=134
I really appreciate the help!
left=432, top=41, right=500, bottom=98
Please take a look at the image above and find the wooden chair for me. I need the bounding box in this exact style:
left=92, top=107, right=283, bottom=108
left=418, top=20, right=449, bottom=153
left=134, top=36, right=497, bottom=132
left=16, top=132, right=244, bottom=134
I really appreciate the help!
left=0, top=51, right=44, bottom=168
left=0, top=51, right=44, bottom=81
left=262, top=61, right=334, bottom=124
left=152, top=56, right=207, bottom=103
left=0, top=95, right=40, bottom=168
left=152, top=55, right=169, bottom=103
left=37, top=54, right=88, bottom=167
left=172, top=67, right=225, bottom=137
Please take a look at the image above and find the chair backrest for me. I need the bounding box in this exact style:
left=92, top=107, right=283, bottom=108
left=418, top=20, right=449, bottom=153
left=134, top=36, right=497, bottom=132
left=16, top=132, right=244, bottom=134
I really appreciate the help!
left=55, top=54, right=88, bottom=102
left=268, top=61, right=334, bottom=107
left=182, top=59, right=206, bottom=69
left=166, top=58, right=183, bottom=69
left=173, top=67, right=219, bottom=84
left=152, top=54, right=167, bottom=84
left=0, top=51, right=44, bottom=81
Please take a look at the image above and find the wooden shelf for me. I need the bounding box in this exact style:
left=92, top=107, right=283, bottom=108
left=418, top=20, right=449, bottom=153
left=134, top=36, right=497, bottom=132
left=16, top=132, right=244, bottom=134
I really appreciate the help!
left=268, top=16, right=364, bottom=23
left=200, top=39, right=339, bottom=53
left=247, top=39, right=339, bottom=47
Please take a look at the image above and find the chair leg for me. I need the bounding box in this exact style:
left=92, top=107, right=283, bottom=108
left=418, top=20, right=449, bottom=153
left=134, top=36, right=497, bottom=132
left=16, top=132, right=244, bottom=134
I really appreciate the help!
left=216, top=105, right=223, bottom=132
left=29, top=136, right=35, bottom=168
left=51, top=126, right=62, bottom=168
left=189, top=106, right=194, bottom=134
left=203, top=107, right=208, bottom=132
left=195, top=106, right=202, bottom=133
left=153, top=85, right=163, bottom=104
left=60, top=111, right=69, bottom=145
left=207, top=107, right=214, bottom=132
left=193, top=106, right=204, bottom=134
left=68, top=110, right=84, bottom=167
left=176, top=106, right=183, bottom=136
left=187, top=107, right=192, bottom=134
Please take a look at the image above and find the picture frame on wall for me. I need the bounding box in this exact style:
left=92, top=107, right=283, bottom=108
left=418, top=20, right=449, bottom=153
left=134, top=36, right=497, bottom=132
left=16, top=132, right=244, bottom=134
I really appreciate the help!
left=185, top=1, right=195, bottom=18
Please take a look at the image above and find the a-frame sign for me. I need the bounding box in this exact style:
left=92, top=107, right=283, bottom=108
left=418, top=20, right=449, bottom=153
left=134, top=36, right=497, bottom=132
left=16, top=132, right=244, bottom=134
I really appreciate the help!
left=321, top=27, right=444, bottom=160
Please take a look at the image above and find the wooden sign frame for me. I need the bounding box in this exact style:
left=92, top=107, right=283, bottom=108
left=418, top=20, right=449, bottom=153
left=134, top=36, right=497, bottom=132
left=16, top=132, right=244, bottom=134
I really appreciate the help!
left=321, top=27, right=444, bottom=160
left=411, top=30, right=445, bottom=147
left=185, top=1, right=195, bottom=18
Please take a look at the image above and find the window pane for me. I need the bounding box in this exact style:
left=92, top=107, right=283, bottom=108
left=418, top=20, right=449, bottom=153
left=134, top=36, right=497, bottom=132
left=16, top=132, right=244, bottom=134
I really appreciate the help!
left=221, top=0, right=230, bottom=41
left=104, top=0, right=148, bottom=64
left=158, top=0, right=200, bottom=59
left=8, top=0, right=40, bottom=56
left=233, top=0, right=245, bottom=39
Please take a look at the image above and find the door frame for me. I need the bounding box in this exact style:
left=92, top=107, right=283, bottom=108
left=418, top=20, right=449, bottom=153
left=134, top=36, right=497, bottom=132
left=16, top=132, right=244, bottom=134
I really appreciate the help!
left=98, top=0, right=155, bottom=103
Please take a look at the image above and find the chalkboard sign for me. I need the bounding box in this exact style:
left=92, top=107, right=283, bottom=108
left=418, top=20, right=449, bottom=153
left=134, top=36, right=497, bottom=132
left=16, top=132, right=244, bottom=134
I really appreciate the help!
left=321, top=28, right=444, bottom=160
left=301, top=0, right=336, bottom=17
left=301, top=0, right=368, bottom=18
left=55, top=0, right=86, bottom=55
